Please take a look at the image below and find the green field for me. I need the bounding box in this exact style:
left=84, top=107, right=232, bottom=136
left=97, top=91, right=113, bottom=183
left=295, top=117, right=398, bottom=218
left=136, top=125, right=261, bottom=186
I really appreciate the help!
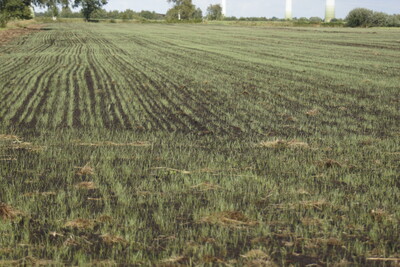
left=0, top=23, right=399, bottom=266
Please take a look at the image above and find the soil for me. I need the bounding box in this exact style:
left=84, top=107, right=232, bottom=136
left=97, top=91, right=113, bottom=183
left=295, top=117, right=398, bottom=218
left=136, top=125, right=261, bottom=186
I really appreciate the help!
left=0, top=24, right=42, bottom=46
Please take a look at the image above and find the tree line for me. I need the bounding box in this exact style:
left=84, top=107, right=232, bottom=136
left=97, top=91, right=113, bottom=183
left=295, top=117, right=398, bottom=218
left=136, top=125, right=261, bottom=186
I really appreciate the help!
left=35, top=7, right=165, bottom=21
left=1, top=0, right=107, bottom=26
left=1, top=0, right=399, bottom=27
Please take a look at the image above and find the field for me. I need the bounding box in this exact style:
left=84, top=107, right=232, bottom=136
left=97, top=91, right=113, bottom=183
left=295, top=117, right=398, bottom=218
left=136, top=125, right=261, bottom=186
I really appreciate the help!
left=0, top=22, right=399, bottom=266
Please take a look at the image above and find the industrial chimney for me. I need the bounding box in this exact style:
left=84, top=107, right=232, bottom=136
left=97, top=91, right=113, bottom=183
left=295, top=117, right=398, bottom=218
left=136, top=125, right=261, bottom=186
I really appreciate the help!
left=325, top=0, right=335, bottom=22
left=285, top=0, right=292, bottom=20
left=222, top=0, right=227, bottom=16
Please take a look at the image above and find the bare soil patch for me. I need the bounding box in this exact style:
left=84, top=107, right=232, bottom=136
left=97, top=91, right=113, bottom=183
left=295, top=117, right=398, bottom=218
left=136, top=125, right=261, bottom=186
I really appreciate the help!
left=0, top=23, right=43, bottom=46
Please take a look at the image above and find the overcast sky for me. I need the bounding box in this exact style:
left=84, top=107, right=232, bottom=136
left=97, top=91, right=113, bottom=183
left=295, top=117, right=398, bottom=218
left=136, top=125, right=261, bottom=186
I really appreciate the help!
left=102, top=0, right=399, bottom=19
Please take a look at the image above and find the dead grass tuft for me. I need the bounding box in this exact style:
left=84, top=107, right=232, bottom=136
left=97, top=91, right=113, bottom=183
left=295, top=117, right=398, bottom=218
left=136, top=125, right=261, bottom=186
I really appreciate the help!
left=100, top=234, right=128, bottom=245
left=76, top=163, right=95, bottom=176
left=75, top=181, right=97, bottom=190
left=199, top=211, right=258, bottom=228
left=259, top=139, right=309, bottom=149
left=64, top=218, right=95, bottom=229
left=0, top=203, right=22, bottom=220
left=306, top=109, right=319, bottom=116
left=0, top=134, right=19, bottom=141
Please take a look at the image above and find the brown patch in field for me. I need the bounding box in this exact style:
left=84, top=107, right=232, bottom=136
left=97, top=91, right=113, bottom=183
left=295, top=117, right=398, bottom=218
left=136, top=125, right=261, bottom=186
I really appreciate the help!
left=306, top=109, right=319, bottom=116
left=75, top=141, right=151, bottom=147
left=317, top=159, right=342, bottom=168
left=0, top=203, right=22, bottom=220
left=259, top=140, right=309, bottom=149
left=338, top=106, right=347, bottom=111
left=0, top=23, right=43, bottom=46
left=199, top=211, right=258, bottom=228
left=64, top=218, right=95, bottom=229
left=76, top=163, right=95, bottom=176
left=191, top=182, right=221, bottom=191
left=75, top=181, right=97, bottom=190
left=101, top=234, right=128, bottom=245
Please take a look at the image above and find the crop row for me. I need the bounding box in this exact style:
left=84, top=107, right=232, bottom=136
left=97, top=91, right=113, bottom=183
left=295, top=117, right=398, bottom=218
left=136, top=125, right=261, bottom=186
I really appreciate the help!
left=0, top=24, right=399, bottom=138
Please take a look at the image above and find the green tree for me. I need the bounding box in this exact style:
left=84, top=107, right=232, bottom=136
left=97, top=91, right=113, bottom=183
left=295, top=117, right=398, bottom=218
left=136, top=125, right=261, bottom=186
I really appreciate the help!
left=60, top=5, right=72, bottom=17
left=73, top=0, right=107, bottom=21
left=0, top=0, right=33, bottom=27
left=346, top=8, right=374, bottom=27
left=166, top=0, right=201, bottom=21
left=206, top=4, right=222, bottom=20
left=1, top=0, right=107, bottom=26
left=369, top=12, right=389, bottom=27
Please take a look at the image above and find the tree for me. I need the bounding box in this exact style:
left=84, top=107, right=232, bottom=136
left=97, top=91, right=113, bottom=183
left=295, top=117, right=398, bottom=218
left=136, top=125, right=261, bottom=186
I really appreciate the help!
left=206, top=4, right=222, bottom=20
left=166, top=0, right=201, bottom=21
left=1, top=0, right=107, bottom=27
left=0, top=0, right=33, bottom=27
left=60, top=5, right=72, bottom=17
left=73, top=0, right=107, bottom=21
left=369, top=12, right=389, bottom=27
left=346, top=8, right=374, bottom=27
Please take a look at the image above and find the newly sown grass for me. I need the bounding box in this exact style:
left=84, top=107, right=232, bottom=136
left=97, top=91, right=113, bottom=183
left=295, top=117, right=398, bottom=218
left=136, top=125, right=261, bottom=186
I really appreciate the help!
left=0, top=23, right=399, bottom=266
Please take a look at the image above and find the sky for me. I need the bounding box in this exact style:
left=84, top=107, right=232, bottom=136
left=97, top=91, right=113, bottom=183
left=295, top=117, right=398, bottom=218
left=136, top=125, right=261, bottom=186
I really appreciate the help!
left=102, top=0, right=399, bottom=19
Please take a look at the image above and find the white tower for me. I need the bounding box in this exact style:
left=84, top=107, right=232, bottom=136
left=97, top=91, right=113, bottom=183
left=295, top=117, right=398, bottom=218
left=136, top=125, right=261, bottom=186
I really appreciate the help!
left=325, top=0, right=335, bottom=22
left=285, top=0, right=292, bottom=20
left=221, top=0, right=227, bottom=17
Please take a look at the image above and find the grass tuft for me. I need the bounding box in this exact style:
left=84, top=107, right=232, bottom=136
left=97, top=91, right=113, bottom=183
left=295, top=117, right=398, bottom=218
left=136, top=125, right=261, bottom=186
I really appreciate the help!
left=0, top=203, right=22, bottom=220
left=259, top=139, right=309, bottom=149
